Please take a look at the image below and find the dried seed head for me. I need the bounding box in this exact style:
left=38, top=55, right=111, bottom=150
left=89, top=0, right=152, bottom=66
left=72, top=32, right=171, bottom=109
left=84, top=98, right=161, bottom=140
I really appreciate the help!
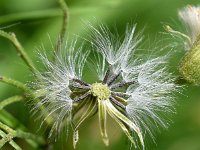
left=32, top=24, right=179, bottom=149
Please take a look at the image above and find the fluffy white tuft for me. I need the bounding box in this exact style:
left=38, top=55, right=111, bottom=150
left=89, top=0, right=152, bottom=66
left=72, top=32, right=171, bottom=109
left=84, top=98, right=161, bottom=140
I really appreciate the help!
left=89, top=24, right=178, bottom=146
left=89, top=23, right=143, bottom=74
left=32, top=40, right=89, bottom=137
left=179, top=5, right=200, bottom=44
left=125, top=56, right=178, bottom=142
left=89, top=50, right=107, bottom=81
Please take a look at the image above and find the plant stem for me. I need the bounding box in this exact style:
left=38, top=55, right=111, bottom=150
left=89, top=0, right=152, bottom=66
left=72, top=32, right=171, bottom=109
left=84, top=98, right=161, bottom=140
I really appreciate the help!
left=16, top=130, right=45, bottom=145
left=0, top=30, right=36, bottom=72
left=0, top=109, right=44, bottom=148
left=0, top=95, right=24, bottom=110
left=0, top=76, right=30, bottom=92
left=0, top=109, right=26, bottom=130
left=55, top=0, right=69, bottom=52
left=0, top=122, right=45, bottom=148
left=0, top=76, right=53, bottom=125
left=0, top=130, right=22, bottom=150
left=0, top=122, right=19, bottom=149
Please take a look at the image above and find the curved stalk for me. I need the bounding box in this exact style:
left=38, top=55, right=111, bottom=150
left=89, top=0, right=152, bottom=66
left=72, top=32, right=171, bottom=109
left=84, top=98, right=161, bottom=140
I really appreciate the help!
left=0, top=30, right=36, bottom=72
left=54, top=0, right=69, bottom=53
left=0, top=76, right=30, bottom=92
left=0, top=122, right=45, bottom=149
left=0, top=95, right=24, bottom=110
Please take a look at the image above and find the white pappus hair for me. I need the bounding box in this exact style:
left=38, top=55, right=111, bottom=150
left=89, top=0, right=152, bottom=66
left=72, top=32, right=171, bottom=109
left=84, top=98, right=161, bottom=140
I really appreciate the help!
left=30, top=23, right=179, bottom=149
left=178, top=5, right=200, bottom=46
left=32, top=40, right=89, bottom=138
left=89, top=24, right=179, bottom=147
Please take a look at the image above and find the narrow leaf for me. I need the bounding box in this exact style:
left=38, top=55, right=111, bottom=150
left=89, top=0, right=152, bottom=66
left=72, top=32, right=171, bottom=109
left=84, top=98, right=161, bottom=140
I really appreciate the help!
left=106, top=99, right=144, bottom=148
left=98, top=99, right=109, bottom=146
left=106, top=109, right=136, bottom=146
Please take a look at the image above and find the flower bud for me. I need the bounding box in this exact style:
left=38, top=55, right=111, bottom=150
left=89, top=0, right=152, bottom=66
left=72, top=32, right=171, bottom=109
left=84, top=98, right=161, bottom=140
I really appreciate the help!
left=178, top=5, right=200, bottom=85
left=180, top=43, right=200, bottom=85
left=166, top=5, right=200, bottom=85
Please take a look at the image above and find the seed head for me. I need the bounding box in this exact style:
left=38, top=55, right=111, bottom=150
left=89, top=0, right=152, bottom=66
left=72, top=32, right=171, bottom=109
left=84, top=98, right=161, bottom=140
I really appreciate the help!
left=178, top=5, right=200, bottom=85
left=32, top=24, right=178, bottom=149
left=166, top=5, right=200, bottom=85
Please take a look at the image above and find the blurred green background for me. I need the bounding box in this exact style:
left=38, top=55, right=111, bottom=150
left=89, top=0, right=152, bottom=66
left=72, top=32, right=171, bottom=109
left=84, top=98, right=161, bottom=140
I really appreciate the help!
left=0, top=0, right=200, bottom=150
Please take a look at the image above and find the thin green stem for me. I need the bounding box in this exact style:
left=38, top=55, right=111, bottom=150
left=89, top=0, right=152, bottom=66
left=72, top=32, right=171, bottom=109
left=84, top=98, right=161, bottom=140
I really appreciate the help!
left=0, top=109, right=26, bottom=130
left=0, top=76, right=53, bottom=125
left=0, top=30, right=36, bottom=72
left=0, top=76, right=30, bottom=92
left=55, top=0, right=69, bottom=52
left=0, top=130, right=22, bottom=150
left=164, top=25, right=192, bottom=46
left=0, top=122, right=45, bottom=148
left=0, top=121, right=14, bottom=134
left=17, top=130, right=45, bottom=145
left=0, top=95, right=24, bottom=110
left=0, top=109, right=43, bottom=148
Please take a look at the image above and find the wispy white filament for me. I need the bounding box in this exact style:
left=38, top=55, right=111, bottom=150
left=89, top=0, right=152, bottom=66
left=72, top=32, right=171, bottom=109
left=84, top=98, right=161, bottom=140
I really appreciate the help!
left=179, top=5, right=200, bottom=45
left=89, top=24, right=178, bottom=147
left=89, top=23, right=143, bottom=74
left=33, top=40, right=89, bottom=137
left=125, top=56, right=177, bottom=142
